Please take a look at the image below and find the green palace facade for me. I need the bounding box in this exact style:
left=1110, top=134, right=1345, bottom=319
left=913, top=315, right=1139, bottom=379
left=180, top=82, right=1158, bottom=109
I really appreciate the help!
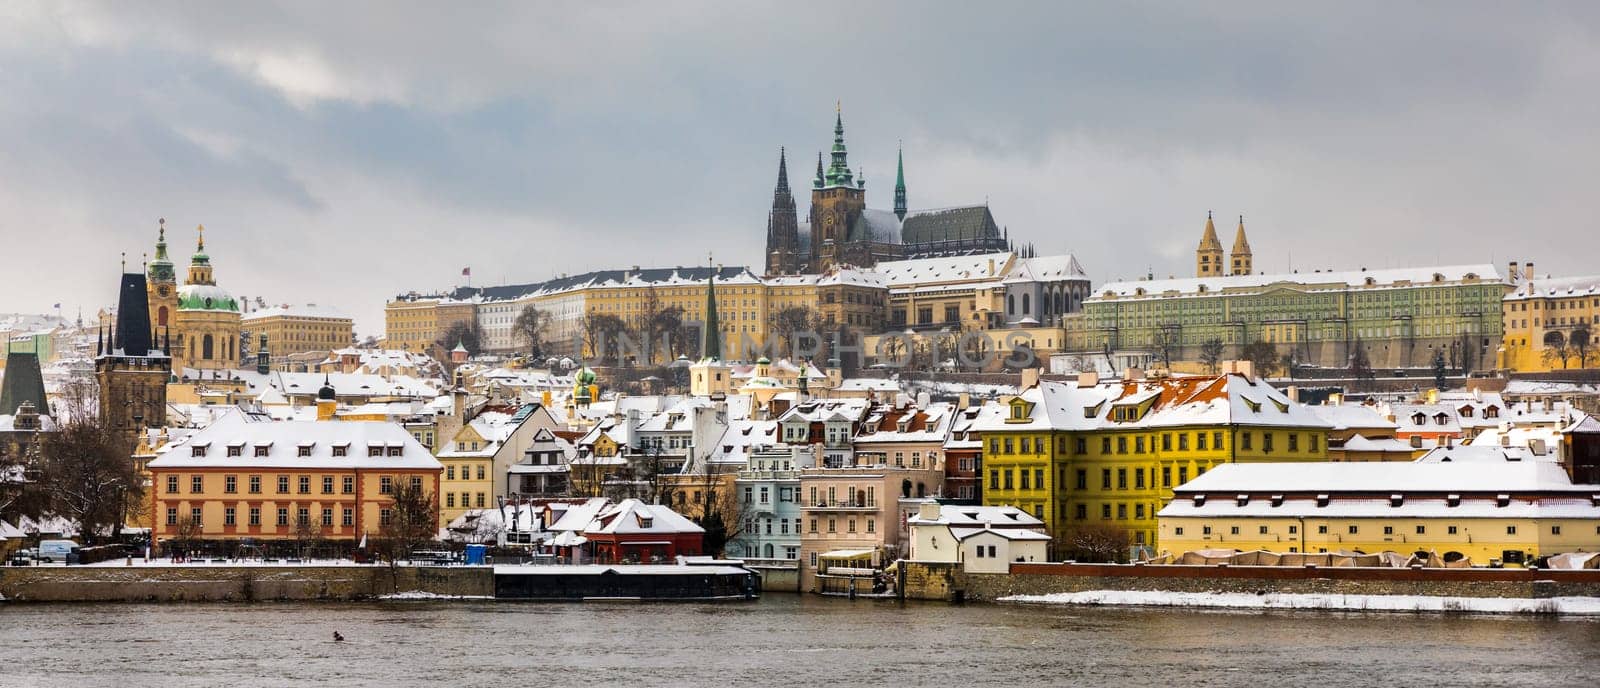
left=1062, top=265, right=1511, bottom=372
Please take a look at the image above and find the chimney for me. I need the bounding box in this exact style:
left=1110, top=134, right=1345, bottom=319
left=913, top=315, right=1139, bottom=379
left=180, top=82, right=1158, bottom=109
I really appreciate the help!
left=957, top=392, right=971, bottom=410
left=916, top=501, right=941, bottom=521
left=1021, top=367, right=1041, bottom=389
left=1286, top=386, right=1300, bottom=403
left=1508, top=261, right=1519, bottom=283
left=1524, top=262, right=1534, bottom=281
left=1410, top=435, right=1423, bottom=449
left=1077, top=371, right=1100, bottom=387
left=1123, top=367, right=1145, bottom=382
left=1328, top=392, right=1343, bottom=406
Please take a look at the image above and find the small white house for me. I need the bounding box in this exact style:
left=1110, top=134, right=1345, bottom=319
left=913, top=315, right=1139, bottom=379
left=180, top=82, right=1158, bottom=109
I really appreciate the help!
left=906, top=502, right=1050, bottom=573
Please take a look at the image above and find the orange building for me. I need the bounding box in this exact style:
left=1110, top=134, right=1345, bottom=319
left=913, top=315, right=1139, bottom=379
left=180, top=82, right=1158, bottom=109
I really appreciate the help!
left=146, top=411, right=442, bottom=552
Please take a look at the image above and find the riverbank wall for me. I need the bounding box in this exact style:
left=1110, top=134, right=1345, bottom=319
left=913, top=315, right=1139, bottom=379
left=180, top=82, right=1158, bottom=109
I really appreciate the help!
left=899, top=562, right=1600, bottom=602
left=0, top=565, right=493, bottom=602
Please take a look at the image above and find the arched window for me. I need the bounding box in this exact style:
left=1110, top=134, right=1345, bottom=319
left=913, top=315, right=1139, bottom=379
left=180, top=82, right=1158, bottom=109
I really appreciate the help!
left=1022, top=293, right=1031, bottom=314
left=763, top=544, right=774, bottom=558
left=916, top=482, right=927, bottom=498
left=201, top=334, right=214, bottom=360
left=1008, top=295, right=1015, bottom=314
left=157, top=306, right=168, bottom=327
left=901, top=479, right=912, bottom=498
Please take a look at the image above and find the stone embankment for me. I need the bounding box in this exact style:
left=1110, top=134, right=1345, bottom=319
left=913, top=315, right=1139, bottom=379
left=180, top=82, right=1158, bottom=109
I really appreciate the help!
left=899, top=561, right=1600, bottom=603
left=0, top=565, right=492, bottom=602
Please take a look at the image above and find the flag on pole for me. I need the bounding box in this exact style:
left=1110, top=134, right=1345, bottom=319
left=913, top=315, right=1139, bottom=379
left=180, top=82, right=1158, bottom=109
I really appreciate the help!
left=461, top=267, right=471, bottom=277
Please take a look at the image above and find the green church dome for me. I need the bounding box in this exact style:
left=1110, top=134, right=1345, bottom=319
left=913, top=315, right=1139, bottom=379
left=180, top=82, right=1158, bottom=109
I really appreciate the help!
left=177, top=283, right=240, bottom=312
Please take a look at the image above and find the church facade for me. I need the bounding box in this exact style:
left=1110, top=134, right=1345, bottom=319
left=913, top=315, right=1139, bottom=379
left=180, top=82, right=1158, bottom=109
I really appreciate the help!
left=765, top=109, right=1013, bottom=276
left=146, top=220, right=242, bottom=373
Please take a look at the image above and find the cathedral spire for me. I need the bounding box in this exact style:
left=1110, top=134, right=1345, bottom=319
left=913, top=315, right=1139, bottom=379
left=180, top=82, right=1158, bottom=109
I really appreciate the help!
left=814, top=152, right=825, bottom=189
left=893, top=143, right=908, bottom=221
left=1230, top=214, right=1253, bottom=276
left=775, top=146, right=789, bottom=194
left=825, top=105, right=853, bottom=187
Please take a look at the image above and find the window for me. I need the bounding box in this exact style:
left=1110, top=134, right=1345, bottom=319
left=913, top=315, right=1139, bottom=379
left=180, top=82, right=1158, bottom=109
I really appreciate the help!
left=1318, top=525, right=1329, bottom=534
left=1101, top=504, right=1112, bottom=519
left=191, top=475, right=203, bottom=493
left=1135, top=504, right=1145, bottom=519
left=166, top=475, right=179, bottom=494
left=224, top=475, right=237, bottom=493
left=447, top=466, right=455, bottom=480
left=1134, top=469, right=1145, bottom=489
left=1310, top=434, right=1320, bottom=453
left=1196, top=433, right=1207, bottom=451
left=1178, top=466, right=1189, bottom=485
left=447, top=493, right=456, bottom=508
left=1259, top=525, right=1269, bottom=535
left=368, top=446, right=383, bottom=458
left=249, top=507, right=261, bottom=526
left=1076, top=504, right=1087, bottom=520
left=1116, top=504, right=1127, bottom=520
left=1003, top=470, right=1014, bottom=490
left=380, top=509, right=393, bottom=526
left=1117, top=468, right=1127, bottom=490
left=332, top=445, right=347, bottom=457
left=1101, top=469, right=1112, bottom=490
left=1552, top=525, right=1562, bottom=535
left=298, top=476, right=310, bottom=494
left=988, top=470, right=998, bottom=490
left=276, top=508, right=289, bottom=527
left=1202, top=526, right=1212, bottom=535
left=227, top=445, right=242, bottom=458
left=277, top=476, right=289, bottom=494
left=1134, top=436, right=1145, bottom=454
left=827, top=519, right=837, bottom=533
left=1019, top=470, right=1030, bottom=490
left=342, top=509, right=353, bottom=527
left=1288, top=434, right=1299, bottom=452
left=1241, top=432, right=1253, bottom=450
left=1213, top=431, right=1223, bottom=449
left=1075, top=438, right=1087, bottom=454
left=1263, top=433, right=1275, bottom=453
left=166, top=508, right=177, bottom=526
left=1347, top=525, right=1358, bottom=534
left=476, top=493, right=485, bottom=508
left=411, top=476, right=423, bottom=490
left=1383, top=526, right=1393, bottom=535
left=249, top=475, right=261, bottom=494
left=1075, top=469, right=1087, bottom=490
left=224, top=507, right=236, bottom=527
left=1506, top=525, right=1517, bottom=535
left=1230, top=526, right=1240, bottom=535
left=380, top=477, right=393, bottom=494
left=342, top=476, right=354, bottom=494
left=866, top=519, right=875, bottom=533
left=1035, top=469, right=1044, bottom=490
left=1116, top=437, right=1128, bottom=454
left=254, top=445, right=269, bottom=457
left=1175, top=527, right=1184, bottom=536
left=298, top=445, right=312, bottom=457
left=1161, top=466, right=1172, bottom=488
left=1100, top=437, right=1111, bottom=454
left=1161, top=434, right=1172, bottom=451
left=476, top=465, right=485, bottom=480
left=189, top=508, right=202, bottom=526
left=1448, top=525, right=1458, bottom=535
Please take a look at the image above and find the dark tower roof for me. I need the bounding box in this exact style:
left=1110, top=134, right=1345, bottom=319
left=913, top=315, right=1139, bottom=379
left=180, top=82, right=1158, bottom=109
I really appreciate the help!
left=113, top=272, right=155, bottom=357
left=775, top=147, right=790, bottom=195
left=318, top=374, right=337, bottom=401
left=0, top=350, right=48, bottom=416
left=702, top=269, right=721, bottom=361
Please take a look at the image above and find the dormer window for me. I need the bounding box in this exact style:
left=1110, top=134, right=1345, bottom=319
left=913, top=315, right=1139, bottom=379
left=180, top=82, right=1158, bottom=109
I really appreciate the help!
left=1446, top=494, right=1461, bottom=507
left=386, top=446, right=403, bottom=457
left=1495, top=494, right=1511, bottom=507
left=191, top=445, right=207, bottom=458
left=1411, top=412, right=1426, bottom=426
left=1270, top=494, right=1284, bottom=507
left=227, top=444, right=243, bottom=458
left=368, top=445, right=383, bottom=457
left=1485, top=406, right=1499, bottom=419
left=332, top=444, right=348, bottom=457
left=1316, top=494, right=1330, bottom=507
left=253, top=445, right=270, bottom=457
left=1235, top=494, right=1250, bottom=506
left=1192, top=494, right=1206, bottom=506
left=1390, top=494, right=1404, bottom=507
left=297, top=444, right=314, bottom=457
left=638, top=517, right=654, bottom=529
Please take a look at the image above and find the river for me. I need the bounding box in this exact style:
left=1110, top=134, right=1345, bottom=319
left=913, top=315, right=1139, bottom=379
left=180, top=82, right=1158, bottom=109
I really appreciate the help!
left=0, top=596, right=1596, bottom=687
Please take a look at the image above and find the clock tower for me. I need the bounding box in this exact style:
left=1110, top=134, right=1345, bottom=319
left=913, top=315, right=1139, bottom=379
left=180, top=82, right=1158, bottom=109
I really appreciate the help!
left=146, top=218, right=178, bottom=333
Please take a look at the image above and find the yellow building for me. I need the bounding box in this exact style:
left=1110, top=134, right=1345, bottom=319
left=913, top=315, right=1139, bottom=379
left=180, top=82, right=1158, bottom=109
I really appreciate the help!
left=1158, top=461, right=1600, bottom=566
left=1501, top=268, right=1600, bottom=372
left=243, top=304, right=354, bottom=360
left=976, top=371, right=1333, bottom=553
left=145, top=222, right=243, bottom=373
left=435, top=419, right=498, bottom=526
left=145, top=412, right=442, bottom=548
left=384, top=296, right=476, bottom=356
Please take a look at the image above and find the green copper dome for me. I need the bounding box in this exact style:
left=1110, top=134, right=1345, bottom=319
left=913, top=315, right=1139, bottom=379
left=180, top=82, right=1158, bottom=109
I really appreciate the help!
left=177, top=283, right=240, bottom=312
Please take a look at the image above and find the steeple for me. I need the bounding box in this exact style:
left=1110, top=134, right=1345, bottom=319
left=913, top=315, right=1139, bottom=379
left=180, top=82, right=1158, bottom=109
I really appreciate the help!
left=1230, top=215, right=1253, bottom=276
left=814, top=152, right=825, bottom=189
left=765, top=147, right=801, bottom=276
left=893, top=144, right=907, bottom=221
left=775, top=146, right=790, bottom=194
left=702, top=265, right=722, bottom=361
left=147, top=218, right=175, bottom=284
left=824, top=104, right=854, bottom=188
left=186, top=224, right=215, bottom=285
left=1196, top=211, right=1225, bottom=278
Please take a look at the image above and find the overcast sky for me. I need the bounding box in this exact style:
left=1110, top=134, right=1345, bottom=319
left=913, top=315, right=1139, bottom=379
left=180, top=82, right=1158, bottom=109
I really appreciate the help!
left=3, top=2, right=1598, bottom=334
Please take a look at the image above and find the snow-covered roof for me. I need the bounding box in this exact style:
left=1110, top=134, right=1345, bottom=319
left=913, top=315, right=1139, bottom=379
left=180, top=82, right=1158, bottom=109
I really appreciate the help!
left=242, top=304, right=352, bottom=321
left=974, top=373, right=1331, bottom=433
left=1092, top=264, right=1503, bottom=301
left=1170, top=460, right=1591, bottom=495
left=148, top=412, right=441, bottom=471
left=1308, top=404, right=1397, bottom=432
left=1415, top=444, right=1546, bottom=463
left=1504, top=274, right=1600, bottom=301
left=873, top=252, right=1013, bottom=289
left=585, top=499, right=704, bottom=535
left=908, top=504, right=1045, bottom=528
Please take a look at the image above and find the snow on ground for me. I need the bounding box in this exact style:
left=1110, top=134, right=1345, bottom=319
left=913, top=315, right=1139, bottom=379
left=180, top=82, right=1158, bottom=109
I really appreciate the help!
left=378, top=591, right=493, bottom=600
left=1001, top=590, right=1600, bottom=615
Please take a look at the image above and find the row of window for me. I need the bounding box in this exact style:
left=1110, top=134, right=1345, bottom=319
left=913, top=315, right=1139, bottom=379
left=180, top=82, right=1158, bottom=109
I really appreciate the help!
left=164, top=474, right=420, bottom=496
left=1178, top=523, right=1596, bottom=537
left=987, top=430, right=1319, bottom=457
left=806, top=517, right=877, bottom=534
left=165, top=505, right=365, bottom=528
left=193, top=444, right=403, bottom=458
left=445, top=465, right=487, bottom=481
left=444, top=492, right=487, bottom=509
left=990, top=463, right=1210, bottom=493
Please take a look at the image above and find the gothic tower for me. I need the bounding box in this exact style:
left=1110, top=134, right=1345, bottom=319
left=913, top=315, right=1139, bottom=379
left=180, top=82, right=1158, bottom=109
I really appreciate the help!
left=1196, top=211, right=1224, bottom=278
left=893, top=144, right=908, bottom=222
left=97, top=270, right=171, bottom=452
left=764, top=148, right=802, bottom=276
left=1230, top=215, right=1253, bottom=276
left=809, top=106, right=867, bottom=271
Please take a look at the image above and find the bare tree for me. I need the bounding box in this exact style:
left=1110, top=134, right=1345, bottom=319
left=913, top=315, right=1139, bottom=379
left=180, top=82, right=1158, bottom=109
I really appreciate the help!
left=372, top=481, right=439, bottom=563
left=1543, top=330, right=1571, bottom=369
left=1348, top=337, right=1374, bottom=390
left=292, top=517, right=324, bottom=560
left=36, top=380, right=142, bottom=544
left=1199, top=338, right=1225, bottom=375
left=580, top=313, right=630, bottom=365
left=1239, top=340, right=1281, bottom=378
left=1154, top=326, right=1179, bottom=369
left=512, top=305, right=549, bottom=360
left=1061, top=524, right=1132, bottom=563
left=1572, top=324, right=1593, bottom=368
left=435, top=320, right=484, bottom=360
left=770, top=306, right=821, bottom=358
left=169, top=515, right=202, bottom=559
